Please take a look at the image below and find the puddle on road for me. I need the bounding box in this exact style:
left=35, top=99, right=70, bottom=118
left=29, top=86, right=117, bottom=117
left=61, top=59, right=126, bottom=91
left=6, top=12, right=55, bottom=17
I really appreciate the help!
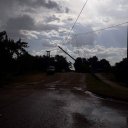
left=1, top=88, right=127, bottom=128
left=46, top=89, right=128, bottom=128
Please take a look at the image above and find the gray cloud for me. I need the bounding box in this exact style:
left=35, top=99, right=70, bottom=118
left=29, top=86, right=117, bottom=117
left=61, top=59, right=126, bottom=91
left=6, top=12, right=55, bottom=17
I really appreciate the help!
left=19, top=0, right=61, bottom=11
left=37, top=24, right=59, bottom=32
left=100, top=1, right=128, bottom=19
left=95, top=26, right=127, bottom=48
left=2, top=14, right=61, bottom=39
left=0, top=0, right=62, bottom=11
left=5, top=15, right=35, bottom=31
left=72, top=45, right=127, bottom=65
left=28, top=37, right=57, bottom=55
left=65, top=7, right=70, bottom=13
left=2, top=15, right=35, bottom=39
left=70, top=24, right=97, bottom=47
left=0, top=0, right=68, bottom=39
left=0, top=0, right=127, bottom=65
left=0, top=0, right=69, bottom=26
left=44, top=15, right=60, bottom=23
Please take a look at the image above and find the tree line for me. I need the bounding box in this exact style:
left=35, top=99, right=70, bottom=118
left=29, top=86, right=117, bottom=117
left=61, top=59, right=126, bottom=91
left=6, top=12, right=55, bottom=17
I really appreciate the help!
left=74, top=56, right=127, bottom=86
left=0, top=31, right=70, bottom=73
left=0, top=31, right=127, bottom=86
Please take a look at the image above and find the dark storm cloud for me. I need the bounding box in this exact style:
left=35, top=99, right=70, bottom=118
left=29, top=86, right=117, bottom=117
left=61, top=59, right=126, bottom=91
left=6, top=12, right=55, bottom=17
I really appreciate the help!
left=2, top=15, right=35, bottom=39
left=3, top=14, right=60, bottom=39
left=18, top=0, right=61, bottom=11
left=5, top=15, right=35, bottom=31
left=0, top=0, right=69, bottom=39
left=0, top=0, right=68, bottom=28
left=5, top=14, right=60, bottom=31
left=0, top=0, right=61, bottom=11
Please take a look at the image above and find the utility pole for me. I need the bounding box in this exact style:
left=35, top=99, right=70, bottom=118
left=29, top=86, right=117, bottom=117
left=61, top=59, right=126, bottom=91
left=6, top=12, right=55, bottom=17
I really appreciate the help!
left=58, top=46, right=76, bottom=61
left=127, top=25, right=128, bottom=58
left=46, top=51, right=50, bottom=58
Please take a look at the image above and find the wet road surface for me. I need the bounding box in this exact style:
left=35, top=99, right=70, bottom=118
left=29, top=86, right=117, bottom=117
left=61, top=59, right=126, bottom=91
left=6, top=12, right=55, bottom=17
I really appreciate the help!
left=0, top=73, right=128, bottom=128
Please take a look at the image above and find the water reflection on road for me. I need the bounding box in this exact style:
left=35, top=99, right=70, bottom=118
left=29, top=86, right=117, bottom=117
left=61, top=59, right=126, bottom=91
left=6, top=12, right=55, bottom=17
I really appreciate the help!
left=46, top=88, right=128, bottom=128
left=0, top=87, right=128, bottom=128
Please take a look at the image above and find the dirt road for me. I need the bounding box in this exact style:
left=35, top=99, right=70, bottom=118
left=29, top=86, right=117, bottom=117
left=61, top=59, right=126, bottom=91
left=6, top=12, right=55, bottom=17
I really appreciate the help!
left=0, top=73, right=128, bottom=128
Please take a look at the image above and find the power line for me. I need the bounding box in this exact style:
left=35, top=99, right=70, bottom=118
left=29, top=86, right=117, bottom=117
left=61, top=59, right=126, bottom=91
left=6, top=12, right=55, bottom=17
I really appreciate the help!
left=74, top=21, right=128, bottom=36
left=63, top=0, right=89, bottom=44
left=72, top=21, right=128, bottom=57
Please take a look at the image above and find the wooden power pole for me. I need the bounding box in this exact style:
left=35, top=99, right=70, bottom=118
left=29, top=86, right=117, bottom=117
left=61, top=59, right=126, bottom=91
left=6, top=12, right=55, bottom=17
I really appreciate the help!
left=127, top=25, right=128, bottom=58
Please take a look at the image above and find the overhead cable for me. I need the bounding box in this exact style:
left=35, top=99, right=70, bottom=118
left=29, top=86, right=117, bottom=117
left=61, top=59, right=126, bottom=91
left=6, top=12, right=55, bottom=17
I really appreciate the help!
left=63, top=0, right=89, bottom=44
left=74, top=21, right=128, bottom=36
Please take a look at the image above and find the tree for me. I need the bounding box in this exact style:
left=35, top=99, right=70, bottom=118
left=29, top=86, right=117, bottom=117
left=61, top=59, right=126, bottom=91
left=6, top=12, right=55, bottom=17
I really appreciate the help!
left=88, top=56, right=99, bottom=72
left=55, top=55, right=70, bottom=72
left=74, top=57, right=89, bottom=72
left=113, top=58, right=128, bottom=85
left=0, top=31, right=28, bottom=72
left=99, top=59, right=111, bottom=72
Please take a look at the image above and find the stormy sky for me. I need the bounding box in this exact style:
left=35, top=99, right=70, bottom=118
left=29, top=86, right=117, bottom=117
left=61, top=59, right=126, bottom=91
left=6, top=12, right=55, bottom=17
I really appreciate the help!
left=0, top=0, right=128, bottom=65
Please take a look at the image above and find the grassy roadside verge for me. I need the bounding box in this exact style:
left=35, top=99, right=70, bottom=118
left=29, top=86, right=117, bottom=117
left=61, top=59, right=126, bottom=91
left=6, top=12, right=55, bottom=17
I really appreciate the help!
left=86, top=73, right=128, bottom=101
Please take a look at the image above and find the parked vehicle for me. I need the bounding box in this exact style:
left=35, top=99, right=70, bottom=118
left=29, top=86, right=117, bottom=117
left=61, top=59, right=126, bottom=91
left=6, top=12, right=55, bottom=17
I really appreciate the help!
left=47, top=66, right=55, bottom=74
